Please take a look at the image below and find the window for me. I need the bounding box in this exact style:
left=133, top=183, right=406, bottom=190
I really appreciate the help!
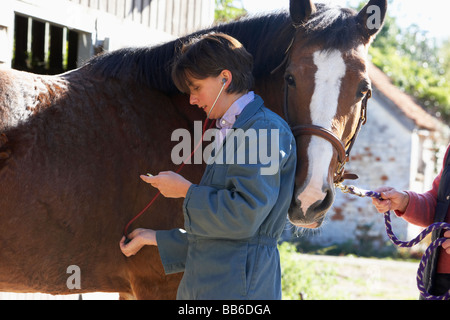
left=12, top=14, right=80, bottom=75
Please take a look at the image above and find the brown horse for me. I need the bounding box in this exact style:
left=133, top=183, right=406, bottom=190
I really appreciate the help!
left=0, top=0, right=386, bottom=299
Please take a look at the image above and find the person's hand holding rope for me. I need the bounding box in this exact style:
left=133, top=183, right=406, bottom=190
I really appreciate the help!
left=371, top=187, right=410, bottom=214
left=372, top=187, right=450, bottom=263
left=443, top=231, right=450, bottom=254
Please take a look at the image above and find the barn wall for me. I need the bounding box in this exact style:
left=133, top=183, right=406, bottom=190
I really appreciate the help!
left=0, top=0, right=215, bottom=69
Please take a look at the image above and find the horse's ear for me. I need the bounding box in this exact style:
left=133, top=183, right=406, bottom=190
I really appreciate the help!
left=290, top=0, right=317, bottom=25
left=357, top=0, right=387, bottom=41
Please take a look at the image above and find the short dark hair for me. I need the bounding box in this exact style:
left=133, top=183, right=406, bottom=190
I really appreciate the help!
left=172, top=33, right=254, bottom=94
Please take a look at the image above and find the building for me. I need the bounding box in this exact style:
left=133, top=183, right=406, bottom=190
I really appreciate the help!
left=304, top=62, right=450, bottom=254
left=0, top=0, right=215, bottom=73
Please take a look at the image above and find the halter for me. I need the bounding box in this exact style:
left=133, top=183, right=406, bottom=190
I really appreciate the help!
left=283, top=83, right=371, bottom=185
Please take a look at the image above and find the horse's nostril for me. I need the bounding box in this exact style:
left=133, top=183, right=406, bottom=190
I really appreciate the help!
left=314, top=187, right=334, bottom=213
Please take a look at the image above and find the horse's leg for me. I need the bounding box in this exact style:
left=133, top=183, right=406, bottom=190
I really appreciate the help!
left=119, top=292, right=136, bottom=300
left=129, top=273, right=182, bottom=300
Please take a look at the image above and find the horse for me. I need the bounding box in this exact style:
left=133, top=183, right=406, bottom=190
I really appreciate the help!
left=0, top=0, right=386, bottom=299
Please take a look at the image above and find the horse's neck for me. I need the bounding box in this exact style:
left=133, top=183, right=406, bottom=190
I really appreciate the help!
left=208, top=15, right=294, bottom=74
left=253, top=72, right=285, bottom=117
left=194, top=19, right=291, bottom=117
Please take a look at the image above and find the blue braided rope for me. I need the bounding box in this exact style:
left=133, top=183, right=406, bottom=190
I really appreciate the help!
left=338, top=184, right=450, bottom=300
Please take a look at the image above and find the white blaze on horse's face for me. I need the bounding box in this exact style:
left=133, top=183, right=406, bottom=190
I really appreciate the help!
left=297, top=49, right=346, bottom=214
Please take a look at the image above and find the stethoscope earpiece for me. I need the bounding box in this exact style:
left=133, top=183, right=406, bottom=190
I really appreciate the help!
left=207, top=79, right=227, bottom=119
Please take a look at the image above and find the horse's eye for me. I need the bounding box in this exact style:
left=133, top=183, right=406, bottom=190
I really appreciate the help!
left=356, top=90, right=366, bottom=99
left=285, top=74, right=296, bottom=87
left=356, top=80, right=371, bottom=99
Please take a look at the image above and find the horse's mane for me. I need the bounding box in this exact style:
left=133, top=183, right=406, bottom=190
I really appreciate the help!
left=85, top=12, right=295, bottom=94
left=301, top=3, right=360, bottom=50
left=84, top=4, right=359, bottom=94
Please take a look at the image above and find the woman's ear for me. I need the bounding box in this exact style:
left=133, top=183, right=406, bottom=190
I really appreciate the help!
left=220, top=70, right=232, bottom=86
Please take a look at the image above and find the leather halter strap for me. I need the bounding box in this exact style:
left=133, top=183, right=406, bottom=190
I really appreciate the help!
left=291, top=125, right=347, bottom=164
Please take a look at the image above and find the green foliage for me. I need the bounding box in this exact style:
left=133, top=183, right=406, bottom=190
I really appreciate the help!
left=368, top=9, right=450, bottom=122
left=279, top=243, right=340, bottom=300
left=440, top=40, right=450, bottom=81
left=214, top=0, right=247, bottom=23
left=279, top=242, right=419, bottom=300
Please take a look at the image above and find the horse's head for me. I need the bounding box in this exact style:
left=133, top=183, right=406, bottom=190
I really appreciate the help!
left=284, top=0, right=387, bottom=228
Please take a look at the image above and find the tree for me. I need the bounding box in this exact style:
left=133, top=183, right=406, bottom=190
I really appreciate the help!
left=370, top=29, right=450, bottom=122
left=215, top=0, right=247, bottom=23
left=353, top=1, right=450, bottom=122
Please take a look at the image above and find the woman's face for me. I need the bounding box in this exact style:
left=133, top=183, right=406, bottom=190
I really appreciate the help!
left=187, top=75, right=227, bottom=119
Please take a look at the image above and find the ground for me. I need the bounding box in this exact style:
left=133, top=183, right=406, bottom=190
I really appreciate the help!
left=296, top=254, right=419, bottom=300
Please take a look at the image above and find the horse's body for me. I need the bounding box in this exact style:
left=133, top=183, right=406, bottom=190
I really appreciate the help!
left=0, top=14, right=292, bottom=298
left=0, top=68, right=188, bottom=297
left=0, top=0, right=386, bottom=299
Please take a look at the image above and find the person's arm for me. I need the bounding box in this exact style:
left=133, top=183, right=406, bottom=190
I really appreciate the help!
left=120, top=228, right=189, bottom=274
left=141, top=124, right=294, bottom=240
left=371, top=187, right=410, bottom=213
left=372, top=173, right=441, bottom=228
left=372, top=146, right=449, bottom=227
left=139, top=166, right=281, bottom=240
left=182, top=128, right=294, bottom=240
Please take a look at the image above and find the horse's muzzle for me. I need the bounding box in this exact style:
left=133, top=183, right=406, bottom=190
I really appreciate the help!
left=288, top=187, right=335, bottom=228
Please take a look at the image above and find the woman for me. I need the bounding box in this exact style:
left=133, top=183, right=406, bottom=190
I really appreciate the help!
left=119, top=33, right=297, bottom=300
left=372, top=144, right=450, bottom=298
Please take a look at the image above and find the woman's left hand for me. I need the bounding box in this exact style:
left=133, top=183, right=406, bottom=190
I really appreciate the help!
left=443, top=231, right=450, bottom=255
left=140, top=171, right=192, bottom=198
left=120, top=228, right=157, bottom=257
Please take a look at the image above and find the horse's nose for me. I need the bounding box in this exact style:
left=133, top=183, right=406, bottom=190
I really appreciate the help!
left=308, top=186, right=334, bottom=221
left=291, top=184, right=335, bottom=227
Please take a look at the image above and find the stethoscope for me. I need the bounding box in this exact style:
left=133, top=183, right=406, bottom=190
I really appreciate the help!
left=207, top=78, right=227, bottom=119
left=123, top=78, right=228, bottom=243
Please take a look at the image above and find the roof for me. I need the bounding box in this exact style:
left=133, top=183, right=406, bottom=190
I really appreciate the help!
left=368, top=62, right=443, bottom=132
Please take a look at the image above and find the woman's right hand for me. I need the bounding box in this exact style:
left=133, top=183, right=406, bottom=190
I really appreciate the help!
left=371, top=187, right=410, bottom=214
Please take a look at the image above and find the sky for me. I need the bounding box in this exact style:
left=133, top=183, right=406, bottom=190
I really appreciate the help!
left=239, top=0, right=449, bottom=41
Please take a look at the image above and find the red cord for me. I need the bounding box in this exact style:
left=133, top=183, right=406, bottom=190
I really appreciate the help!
left=123, top=118, right=215, bottom=240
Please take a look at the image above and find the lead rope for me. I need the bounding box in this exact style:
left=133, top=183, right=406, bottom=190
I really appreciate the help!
left=123, top=118, right=216, bottom=243
left=337, top=183, right=450, bottom=300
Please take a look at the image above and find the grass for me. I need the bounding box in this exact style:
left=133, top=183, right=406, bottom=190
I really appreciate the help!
left=279, top=242, right=419, bottom=300
left=280, top=243, right=340, bottom=300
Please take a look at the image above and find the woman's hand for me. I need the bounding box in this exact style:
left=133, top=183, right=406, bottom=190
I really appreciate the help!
left=140, top=171, right=192, bottom=198
left=119, top=228, right=157, bottom=257
left=443, top=231, right=450, bottom=255
left=371, top=187, right=410, bottom=213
